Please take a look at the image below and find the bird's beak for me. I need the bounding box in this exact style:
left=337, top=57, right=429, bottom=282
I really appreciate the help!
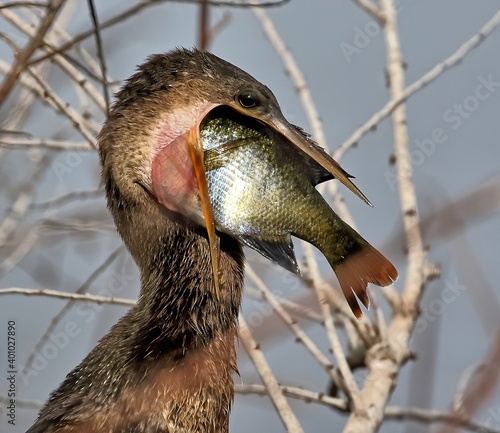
left=228, top=103, right=372, bottom=206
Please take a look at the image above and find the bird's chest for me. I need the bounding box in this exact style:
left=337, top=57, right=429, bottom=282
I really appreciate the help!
left=60, top=335, right=236, bottom=433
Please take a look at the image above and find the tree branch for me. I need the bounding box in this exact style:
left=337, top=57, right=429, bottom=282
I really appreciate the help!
left=0, top=0, right=65, bottom=103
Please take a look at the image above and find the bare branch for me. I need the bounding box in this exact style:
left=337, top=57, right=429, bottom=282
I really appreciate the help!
left=30, top=188, right=103, bottom=210
left=351, top=0, right=386, bottom=25
left=0, top=137, right=94, bottom=151
left=0, top=0, right=65, bottom=103
left=239, top=316, right=304, bottom=433
left=246, top=265, right=342, bottom=388
left=235, top=383, right=348, bottom=411
left=0, top=287, right=136, bottom=307
left=86, top=0, right=109, bottom=113
left=0, top=150, right=51, bottom=246
left=21, top=246, right=125, bottom=374
left=336, top=9, right=500, bottom=158
left=27, top=69, right=98, bottom=146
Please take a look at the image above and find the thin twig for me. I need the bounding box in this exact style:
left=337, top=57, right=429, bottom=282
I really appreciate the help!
left=351, top=0, right=386, bottom=25
left=0, top=137, right=94, bottom=151
left=27, top=0, right=290, bottom=67
left=86, top=0, right=109, bottom=113
left=0, top=287, right=136, bottom=307
left=22, top=246, right=125, bottom=373
left=198, top=0, right=210, bottom=49
left=0, top=225, right=39, bottom=279
left=27, top=69, right=97, bottom=146
left=246, top=265, right=342, bottom=388
left=335, top=9, right=500, bottom=159
left=235, top=383, right=348, bottom=411
left=30, top=188, right=103, bottom=210
left=239, top=316, right=305, bottom=433
left=0, top=151, right=52, bottom=246
left=0, top=0, right=65, bottom=103
left=308, top=251, right=363, bottom=410
left=235, top=384, right=500, bottom=433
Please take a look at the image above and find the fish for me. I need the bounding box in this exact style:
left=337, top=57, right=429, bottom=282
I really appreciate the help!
left=199, top=107, right=398, bottom=317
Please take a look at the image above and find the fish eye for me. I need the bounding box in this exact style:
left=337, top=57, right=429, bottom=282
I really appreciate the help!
left=237, top=91, right=259, bottom=108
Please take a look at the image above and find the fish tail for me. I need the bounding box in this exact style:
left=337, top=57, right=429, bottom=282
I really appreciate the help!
left=330, top=242, right=398, bottom=318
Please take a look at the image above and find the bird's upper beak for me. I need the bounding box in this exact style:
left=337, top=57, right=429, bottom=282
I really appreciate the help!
left=226, top=102, right=372, bottom=206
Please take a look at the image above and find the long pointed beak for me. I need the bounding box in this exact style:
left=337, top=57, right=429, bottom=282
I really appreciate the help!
left=229, top=104, right=372, bottom=206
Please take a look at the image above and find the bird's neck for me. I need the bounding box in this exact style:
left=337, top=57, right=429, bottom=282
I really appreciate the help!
left=95, top=163, right=242, bottom=351
left=129, top=217, right=245, bottom=360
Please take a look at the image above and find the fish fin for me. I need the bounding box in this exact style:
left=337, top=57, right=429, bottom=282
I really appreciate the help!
left=239, top=234, right=301, bottom=275
left=306, top=163, right=334, bottom=186
left=332, top=243, right=398, bottom=318
left=204, top=138, right=254, bottom=172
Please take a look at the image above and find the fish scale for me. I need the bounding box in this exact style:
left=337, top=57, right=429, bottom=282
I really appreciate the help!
left=202, top=115, right=358, bottom=270
left=200, top=112, right=397, bottom=317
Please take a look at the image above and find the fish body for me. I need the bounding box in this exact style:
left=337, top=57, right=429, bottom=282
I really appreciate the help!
left=201, top=111, right=397, bottom=316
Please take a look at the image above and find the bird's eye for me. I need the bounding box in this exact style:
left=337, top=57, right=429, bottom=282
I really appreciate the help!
left=238, top=91, right=259, bottom=108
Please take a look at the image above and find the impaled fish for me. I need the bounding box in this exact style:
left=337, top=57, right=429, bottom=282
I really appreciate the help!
left=198, top=107, right=397, bottom=317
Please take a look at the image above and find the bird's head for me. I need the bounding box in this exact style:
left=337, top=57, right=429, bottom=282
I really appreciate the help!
left=98, top=48, right=367, bottom=224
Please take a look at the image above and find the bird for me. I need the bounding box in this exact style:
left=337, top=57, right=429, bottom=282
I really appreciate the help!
left=27, top=48, right=396, bottom=433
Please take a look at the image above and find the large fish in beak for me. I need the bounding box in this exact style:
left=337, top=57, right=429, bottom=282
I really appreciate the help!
left=152, top=71, right=397, bottom=318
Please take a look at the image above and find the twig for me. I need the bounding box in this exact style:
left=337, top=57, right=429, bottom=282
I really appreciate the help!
left=235, top=385, right=500, bottom=433
left=246, top=265, right=342, bottom=388
left=236, top=383, right=500, bottom=433
left=308, top=248, right=363, bottom=410
left=22, top=246, right=125, bottom=373
left=1, top=7, right=107, bottom=111
left=198, top=0, right=210, bottom=49
left=235, top=383, right=348, bottom=411
left=251, top=5, right=327, bottom=149
left=351, top=0, right=386, bottom=25
left=0, top=137, right=94, bottom=151
left=335, top=9, right=500, bottom=159
left=0, top=150, right=51, bottom=246
left=343, top=0, right=427, bottom=430
left=86, top=0, right=109, bottom=113
left=239, top=316, right=304, bottom=433
left=27, top=69, right=97, bottom=146
left=244, top=286, right=324, bottom=323
left=27, top=0, right=290, bottom=68
left=437, top=333, right=500, bottom=433
left=30, top=188, right=103, bottom=210
left=0, top=0, right=65, bottom=104
left=0, top=226, right=39, bottom=278
left=385, top=406, right=500, bottom=433
left=0, top=395, right=44, bottom=410
left=0, top=287, right=136, bottom=307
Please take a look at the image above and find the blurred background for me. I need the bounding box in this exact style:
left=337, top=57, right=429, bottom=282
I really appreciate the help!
left=0, top=1, right=499, bottom=432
